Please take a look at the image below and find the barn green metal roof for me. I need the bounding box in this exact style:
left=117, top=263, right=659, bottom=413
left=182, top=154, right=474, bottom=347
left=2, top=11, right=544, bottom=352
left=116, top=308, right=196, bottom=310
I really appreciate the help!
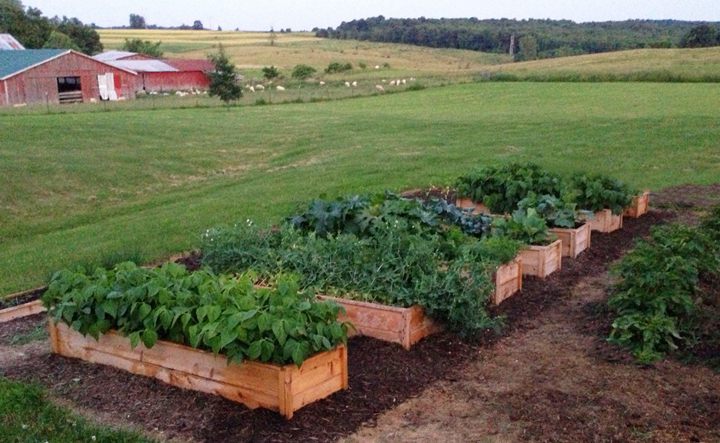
left=0, top=49, right=66, bottom=79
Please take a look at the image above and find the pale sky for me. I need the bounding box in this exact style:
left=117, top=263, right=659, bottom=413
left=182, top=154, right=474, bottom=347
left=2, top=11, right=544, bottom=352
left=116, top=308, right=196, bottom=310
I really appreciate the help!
left=25, top=0, right=720, bottom=31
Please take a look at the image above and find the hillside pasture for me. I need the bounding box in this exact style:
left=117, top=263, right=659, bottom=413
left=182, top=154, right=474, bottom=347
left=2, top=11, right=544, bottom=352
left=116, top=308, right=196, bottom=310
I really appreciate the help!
left=1, top=81, right=719, bottom=295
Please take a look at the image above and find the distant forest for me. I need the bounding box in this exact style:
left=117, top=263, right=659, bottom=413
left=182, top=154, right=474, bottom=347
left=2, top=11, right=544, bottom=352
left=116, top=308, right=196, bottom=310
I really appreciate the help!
left=316, top=17, right=720, bottom=60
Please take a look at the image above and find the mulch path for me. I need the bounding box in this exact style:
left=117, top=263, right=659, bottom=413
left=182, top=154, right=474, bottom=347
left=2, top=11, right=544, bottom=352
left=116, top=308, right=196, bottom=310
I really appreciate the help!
left=0, top=208, right=672, bottom=442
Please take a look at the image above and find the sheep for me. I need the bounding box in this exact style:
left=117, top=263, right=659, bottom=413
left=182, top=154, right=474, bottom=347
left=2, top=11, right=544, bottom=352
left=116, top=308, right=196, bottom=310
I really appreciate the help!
left=375, top=85, right=385, bottom=92
left=255, top=84, right=265, bottom=91
left=374, top=65, right=380, bottom=70
left=249, top=86, right=256, bottom=93
left=382, top=79, right=387, bottom=83
left=396, top=79, right=401, bottom=86
left=319, top=81, right=326, bottom=86
left=351, top=81, right=358, bottom=87
left=410, top=77, right=416, bottom=81
left=389, top=80, right=396, bottom=86
left=276, top=85, right=286, bottom=91
left=345, top=81, right=351, bottom=87
left=402, top=79, right=407, bottom=85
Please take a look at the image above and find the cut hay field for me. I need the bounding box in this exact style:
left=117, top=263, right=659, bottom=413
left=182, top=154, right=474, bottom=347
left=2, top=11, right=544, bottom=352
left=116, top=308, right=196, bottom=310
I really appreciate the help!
left=481, top=47, right=720, bottom=82
left=99, top=30, right=511, bottom=79
left=1, top=81, right=719, bottom=295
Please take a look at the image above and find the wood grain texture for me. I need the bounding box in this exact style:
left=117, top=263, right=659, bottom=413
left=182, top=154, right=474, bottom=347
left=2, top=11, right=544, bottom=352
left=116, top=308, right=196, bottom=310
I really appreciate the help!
left=519, top=240, right=563, bottom=279
left=550, top=223, right=592, bottom=258
left=0, top=300, right=46, bottom=323
left=624, top=191, right=651, bottom=218
left=588, top=209, right=624, bottom=233
left=49, top=321, right=347, bottom=419
left=492, top=257, right=523, bottom=305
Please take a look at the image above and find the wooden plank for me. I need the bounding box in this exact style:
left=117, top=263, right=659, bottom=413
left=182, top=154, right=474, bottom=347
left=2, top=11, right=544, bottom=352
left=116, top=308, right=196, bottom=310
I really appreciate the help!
left=519, top=240, right=562, bottom=279
left=550, top=224, right=591, bottom=258
left=624, top=191, right=651, bottom=218
left=588, top=209, right=624, bottom=233
left=317, top=295, right=439, bottom=349
left=50, top=322, right=347, bottom=419
left=492, top=258, right=523, bottom=305
left=0, top=300, right=46, bottom=323
left=455, top=198, right=491, bottom=215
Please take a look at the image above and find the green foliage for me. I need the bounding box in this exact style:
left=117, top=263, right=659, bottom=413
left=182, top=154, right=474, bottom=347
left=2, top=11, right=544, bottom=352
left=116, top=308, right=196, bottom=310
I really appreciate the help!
left=291, top=64, right=317, bottom=80
left=406, top=83, right=426, bottom=91
left=0, top=2, right=101, bottom=53
left=324, top=16, right=713, bottom=58
left=680, top=25, right=719, bottom=48
left=42, top=262, right=348, bottom=366
left=262, top=65, right=280, bottom=80
left=129, top=13, right=146, bottom=29
left=492, top=208, right=554, bottom=246
left=700, top=205, right=720, bottom=242
left=287, top=192, right=492, bottom=239
left=201, top=219, right=514, bottom=338
left=208, top=46, right=242, bottom=104
left=455, top=162, right=565, bottom=214
left=608, top=224, right=720, bottom=363
left=121, top=38, right=163, bottom=57
left=0, top=377, right=152, bottom=442
left=570, top=173, right=636, bottom=214
left=42, top=30, right=79, bottom=50
left=518, top=194, right=579, bottom=228
left=325, top=61, right=353, bottom=74
left=516, top=35, right=538, bottom=61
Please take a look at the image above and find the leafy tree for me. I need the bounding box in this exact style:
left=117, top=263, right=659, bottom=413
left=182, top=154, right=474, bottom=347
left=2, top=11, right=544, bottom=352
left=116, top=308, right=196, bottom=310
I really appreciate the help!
left=516, top=35, right=538, bottom=61
left=42, top=30, right=79, bottom=50
left=680, top=24, right=719, bottom=48
left=208, top=46, right=242, bottom=104
left=291, top=64, right=317, bottom=79
left=193, top=20, right=204, bottom=30
left=129, top=13, right=146, bottom=29
left=54, top=16, right=103, bottom=54
left=121, top=38, right=163, bottom=57
left=0, top=0, right=52, bottom=48
left=262, top=65, right=280, bottom=80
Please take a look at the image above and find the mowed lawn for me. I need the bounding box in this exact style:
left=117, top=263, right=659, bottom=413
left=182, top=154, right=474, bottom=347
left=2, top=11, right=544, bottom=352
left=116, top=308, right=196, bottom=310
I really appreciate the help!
left=1, top=82, right=719, bottom=294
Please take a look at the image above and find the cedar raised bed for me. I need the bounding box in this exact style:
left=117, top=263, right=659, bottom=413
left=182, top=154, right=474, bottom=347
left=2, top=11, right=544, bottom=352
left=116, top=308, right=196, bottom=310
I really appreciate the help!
left=549, top=223, right=592, bottom=258
left=455, top=198, right=491, bottom=215
left=624, top=191, right=651, bottom=218
left=316, top=296, right=440, bottom=350
left=588, top=209, right=624, bottom=233
left=48, top=321, right=348, bottom=419
left=0, top=300, right=46, bottom=323
left=518, top=239, right=563, bottom=279
left=492, top=257, right=523, bottom=305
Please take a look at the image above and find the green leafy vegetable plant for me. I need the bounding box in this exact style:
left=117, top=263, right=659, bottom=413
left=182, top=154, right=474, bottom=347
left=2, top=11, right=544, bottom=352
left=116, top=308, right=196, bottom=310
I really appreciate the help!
left=42, top=263, right=349, bottom=367
left=455, top=162, right=565, bottom=214
left=517, top=194, right=581, bottom=229
left=570, top=173, right=636, bottom=215
left=491, top=208, right=555, bottom=246
left=608, top=224, right=720, bottom=363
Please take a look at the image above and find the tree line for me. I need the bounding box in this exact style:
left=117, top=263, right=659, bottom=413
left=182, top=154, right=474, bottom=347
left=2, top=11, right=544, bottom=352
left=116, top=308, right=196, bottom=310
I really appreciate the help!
left=316, top=17, right=720, bottom=60
left=0, top=0, right=102, bottom=54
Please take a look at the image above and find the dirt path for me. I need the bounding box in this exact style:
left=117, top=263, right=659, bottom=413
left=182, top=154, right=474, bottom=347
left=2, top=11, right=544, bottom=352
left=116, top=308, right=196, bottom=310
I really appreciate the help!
left=345, top=272, right=720, bottom=442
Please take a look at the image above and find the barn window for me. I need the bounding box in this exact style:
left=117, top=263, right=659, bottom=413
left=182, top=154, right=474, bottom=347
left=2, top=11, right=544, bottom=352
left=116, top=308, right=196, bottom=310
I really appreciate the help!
left=57, top=76, right=83, bottom=104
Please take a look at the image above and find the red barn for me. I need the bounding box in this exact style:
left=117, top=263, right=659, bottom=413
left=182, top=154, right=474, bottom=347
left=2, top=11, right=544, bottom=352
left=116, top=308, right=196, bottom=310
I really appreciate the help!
left=94, top=51, right=212, bottom=92
left=0, top=49, right=137, bottom=107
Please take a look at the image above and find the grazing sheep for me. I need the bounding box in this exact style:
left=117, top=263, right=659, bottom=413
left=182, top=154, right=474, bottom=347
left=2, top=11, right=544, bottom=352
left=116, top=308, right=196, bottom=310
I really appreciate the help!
left=352, top=81, right=358, bottom=87
left=375, top=65, right=380, bottom=69
left=396, top=79, right=401, bottom=86
left=389, top=80, right=396, bottom=86
left=319, top=81, right=326, bottom=86
left=276, top=85, right=285, bottom=91
left=410, top=77, right=416, bottom=81
left=345, top=81, right=351, bottom=87
left=382, top=79, right=387, bottom=83
left=255, top=84, right=265, bottom=91
left=402, top=79, right=407, bottom=85
left=249, top=86, right=255, bottom=93
left=375, top=85, right=385, bottom=92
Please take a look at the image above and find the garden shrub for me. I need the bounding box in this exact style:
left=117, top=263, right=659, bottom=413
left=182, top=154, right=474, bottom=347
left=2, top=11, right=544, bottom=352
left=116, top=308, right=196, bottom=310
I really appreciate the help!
left=570, top=173, right=636, bottom=215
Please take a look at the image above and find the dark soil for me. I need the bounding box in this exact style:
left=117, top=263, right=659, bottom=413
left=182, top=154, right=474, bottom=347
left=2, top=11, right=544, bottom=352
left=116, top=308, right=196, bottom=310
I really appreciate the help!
left=173, top=251, right=203, bottom=272
left=0, top=313, right=46, bottom=346
left=0, top=288, right=44, bottom=310
left=0, top=210, right=672, bottom=443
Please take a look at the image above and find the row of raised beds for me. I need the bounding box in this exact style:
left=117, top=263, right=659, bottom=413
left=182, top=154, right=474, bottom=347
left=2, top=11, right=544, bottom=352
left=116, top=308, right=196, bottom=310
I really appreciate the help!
left=19, top=162, right=649, bottom=419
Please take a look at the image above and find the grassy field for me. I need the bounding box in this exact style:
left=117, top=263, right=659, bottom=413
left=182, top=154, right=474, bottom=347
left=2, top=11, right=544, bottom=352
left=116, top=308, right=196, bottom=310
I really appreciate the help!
left=99, top=30, right=511, bottom=80
left=481, top=47, right=720, bottom=82
left=1, top=81, right=719, bottom=295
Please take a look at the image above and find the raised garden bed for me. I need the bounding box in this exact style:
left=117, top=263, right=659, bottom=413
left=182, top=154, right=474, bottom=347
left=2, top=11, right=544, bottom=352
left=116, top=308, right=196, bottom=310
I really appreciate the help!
left=549, top=223, right=592, bottom=258
left=48, top=321, right=348, bottom=419
left=455, top=198, right=491, bottom=215
left=0, top=300, right=46, bottom=324
left=492, top=257, right=523, bottom=305
left=518, top=239, right=563, bottom=278
left=316, top=296, right=441, bottom=350
left=588, top=209, right=624, bottom=233
left=624, top=191, right=651, bottom=218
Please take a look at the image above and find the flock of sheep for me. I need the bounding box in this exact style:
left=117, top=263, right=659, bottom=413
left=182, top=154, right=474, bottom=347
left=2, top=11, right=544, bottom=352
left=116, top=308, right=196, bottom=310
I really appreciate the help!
left=243, top=77, right=417, bottom=93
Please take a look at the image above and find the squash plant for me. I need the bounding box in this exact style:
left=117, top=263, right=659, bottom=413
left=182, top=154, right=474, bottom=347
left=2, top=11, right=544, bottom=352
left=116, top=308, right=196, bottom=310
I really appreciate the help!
left=491, top=208, right=556, bottom=246
left=42, top=263, right=349, bottom=366
left=570, top=173, right=636, bottom=215
left=455, top=163, right=565, bottom=214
